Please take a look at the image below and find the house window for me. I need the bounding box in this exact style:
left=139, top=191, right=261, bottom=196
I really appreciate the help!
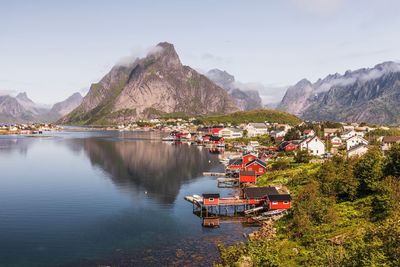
left=272, top=201, right=278, bottom=205
left=259, top=168, right=263, bottom=172
left=283, top=201, right=289, bottom=204
left=209, top=198, right=214, bottom=201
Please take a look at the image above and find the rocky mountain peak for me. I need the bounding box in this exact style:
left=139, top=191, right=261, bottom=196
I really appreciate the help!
left=295, top=78, right=312, bottom=87
left=16, top=92, right=34, bottom=104
left=150, top=42, right=181, bottom=69
left=205, top=68, right=263, bottom=110
left=279, top=60, right=400, bottom=124
left=206, top=69, right=235, bottom=90
left=60, top=42, right=239, bottom=125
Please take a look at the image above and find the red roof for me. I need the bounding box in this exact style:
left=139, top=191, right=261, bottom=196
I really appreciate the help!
left=210, top=128, right=222, bottom=134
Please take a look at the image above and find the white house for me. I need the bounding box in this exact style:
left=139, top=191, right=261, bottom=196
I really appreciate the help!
left=381, top=136, right=400, bottom=151
left=300, top=136, right=325, bottom=156
left=346, top=136, right=369, bottom=151
left=245, top=123, right=269, bottom=137
left=341, top=129, right=357, bottom=140
left=348, top=144, right=369, bottom=158
left=218, top=128, right=243, bottom=139
left=270, top=130, right=286, bottom=139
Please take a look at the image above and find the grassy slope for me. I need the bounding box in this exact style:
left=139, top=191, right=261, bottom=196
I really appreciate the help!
left=200, top=109, right=302, bottom=126
left=217, top=158, right=394, bottom=266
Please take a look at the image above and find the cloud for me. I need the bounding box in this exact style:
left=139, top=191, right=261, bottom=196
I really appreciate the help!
left=234, top=81, right=288, bottom=104
left=0, top=89, right=16, bottom=96
left=79, top=87, right=90, bottom=96
left=291, top=0, right=344, bottom=15
left=201, top=53, right=233, bottom=65
left=116, top=44, right=165, bottom=67
left=316, top=61, right=400, bottom=93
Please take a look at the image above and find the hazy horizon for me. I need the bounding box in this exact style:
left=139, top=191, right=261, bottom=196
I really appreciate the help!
left=1, top=0, right=400, bottom=104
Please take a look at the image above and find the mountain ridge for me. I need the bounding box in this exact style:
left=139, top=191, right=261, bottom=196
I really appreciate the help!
left=278, top=61, right=400, bottom=125
left=60, top=42, right=239, bottom=125
left=205, top=69, right=263, bottom=110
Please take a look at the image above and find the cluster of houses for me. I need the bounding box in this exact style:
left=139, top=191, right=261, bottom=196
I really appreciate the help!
left=277, top=124, right=400, bottom=158
left=0, top=123, right=57, bottom=135
left=226, top=152, right=267, bottom=177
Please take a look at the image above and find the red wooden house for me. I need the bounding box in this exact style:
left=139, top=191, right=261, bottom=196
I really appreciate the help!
left=244, top=159, right=267, bottom=175
left=243, top=186, right=292, bottom=209
left=267, top=194, right=292, bottom=210
left=243, top=187, right=276, bottom=205
left=202, top=193, right=220, bottom=206
left=242, top=152, right=257, bottom=165
left=227, top=158, right=243, bottom=170
left=239, top=170, right=257, bottom=184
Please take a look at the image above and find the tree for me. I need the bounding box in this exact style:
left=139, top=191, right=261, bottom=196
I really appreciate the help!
left=384, top=143, right=400, bottom=178
left=316, top=156, right=359, bottom=201
left=284, top=128, right=300, bottom=141
left=294, top=149, right=312, bottom=163
left=371, top=176, right=400, bottom=221
left=353, top=146, right=384, bottom=195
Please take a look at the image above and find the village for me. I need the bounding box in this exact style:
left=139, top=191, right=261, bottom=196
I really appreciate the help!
left=154, top=118, right=400, bottom=228
left=0, top=123, right=61, bottom=135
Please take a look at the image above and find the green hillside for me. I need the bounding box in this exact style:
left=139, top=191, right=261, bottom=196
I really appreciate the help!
left=217, top=145, right=400, bottom=266
left=200, top=109, right=302, bottom=126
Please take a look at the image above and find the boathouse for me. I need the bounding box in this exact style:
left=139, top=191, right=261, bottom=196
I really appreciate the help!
left=227, top=158, right=243, bottom=170
left=239, top=170, right=257, bottom=184
left=267, top=194, right=292, bottom=210
left=244, top=159, right=267, bottom=175
left=202, top=193, right=220, bottom=206
left=243, top=186, right=291, bottom=209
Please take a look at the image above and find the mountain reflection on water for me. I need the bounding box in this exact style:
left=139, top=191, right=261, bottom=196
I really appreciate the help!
left=0, top=132, right=252, bottom=267
left=69, top=137, right=217, bottom=204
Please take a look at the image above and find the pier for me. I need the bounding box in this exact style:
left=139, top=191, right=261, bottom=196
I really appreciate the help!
left=217, top=177, right=239, bottom=188
left=202, top=172, right=226, bottom=177
left=184, top=194, right=260, bottom=217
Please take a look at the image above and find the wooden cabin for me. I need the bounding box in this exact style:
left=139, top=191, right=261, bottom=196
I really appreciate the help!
left=243, top=186, right=291, bottom=209
left=239, top=170, right=257, bottom=184
left=202, top=193, right=220, bottom=206
left=267, top=194, right=292, bottom=210
left=242, top=187, right=277, bottom=205
left=244, top=159, right=267, bottom=175
left=227, top=158, right=243, bottom=170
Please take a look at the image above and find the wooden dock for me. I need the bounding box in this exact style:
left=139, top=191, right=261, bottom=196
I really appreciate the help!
left=203, top=172, right=226, bottom=177
left=217, top=177, right=239, bottom=188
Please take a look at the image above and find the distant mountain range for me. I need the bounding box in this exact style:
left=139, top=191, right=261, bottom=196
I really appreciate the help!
left=0, top=92, right=82, bottom=123
left=205, top=69, right=263, bottom=110
left=60, top=42, right=239, bottom=125
left=278, top=61, right=400, bottom=125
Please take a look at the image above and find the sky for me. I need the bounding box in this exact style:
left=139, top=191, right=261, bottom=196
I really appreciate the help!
left=1, top=0, right=400, bottom=105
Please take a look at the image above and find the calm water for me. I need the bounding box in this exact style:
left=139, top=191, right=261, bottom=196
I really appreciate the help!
left=0, top=131, right=256, bottom=267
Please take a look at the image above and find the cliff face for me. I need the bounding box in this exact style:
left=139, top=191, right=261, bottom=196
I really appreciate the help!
left=206, top=69, right=263, bottom=110
left=278, top=61, right=400, bottom=125
left=61, top=42, right=239, bottom=125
